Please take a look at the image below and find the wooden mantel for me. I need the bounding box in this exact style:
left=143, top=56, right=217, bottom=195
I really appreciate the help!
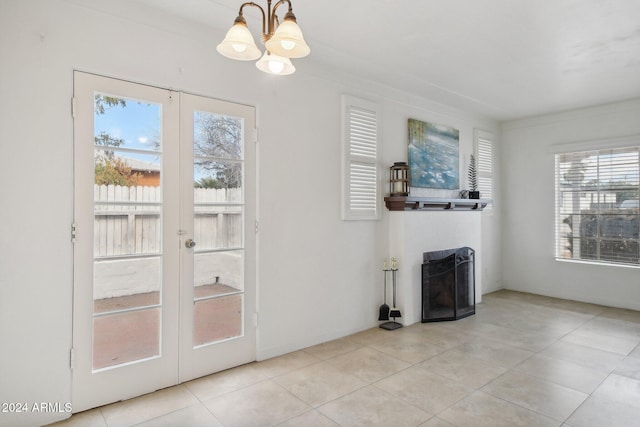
left=384, top=196, right=491, bottom=211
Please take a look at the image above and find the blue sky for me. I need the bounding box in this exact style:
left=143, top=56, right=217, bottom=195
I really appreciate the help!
left=94, top=98, right=161, bottom=153
left=92, top=96, right=241, bottom=183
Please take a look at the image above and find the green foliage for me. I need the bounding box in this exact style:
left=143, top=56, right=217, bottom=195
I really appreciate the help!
left=468, top=154, right=478, bottom=191
left=94, top=95, right=128, bottom=172
left=194, top=177, right=223, bottom=189
left=95, top=131, right=124, bottom=148
left=94, top=131, right=125, bottom=160
left=95, top=157, right=140, bottom=186
left=94, top=95, right=126, bottom=115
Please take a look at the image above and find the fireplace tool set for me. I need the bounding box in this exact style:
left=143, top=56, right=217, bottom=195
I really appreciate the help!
left=379, top=258, right=402, bottom=330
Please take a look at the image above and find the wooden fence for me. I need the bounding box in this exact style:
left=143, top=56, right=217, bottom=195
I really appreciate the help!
left=94, top=184, right=241, bottom=257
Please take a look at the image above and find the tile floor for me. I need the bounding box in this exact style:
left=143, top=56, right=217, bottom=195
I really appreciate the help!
left=48, top=290, right=640, bottom=427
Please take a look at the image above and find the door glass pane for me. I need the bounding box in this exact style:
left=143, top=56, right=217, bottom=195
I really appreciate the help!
left=194, top=205, right=242, bottom=250
left=194, top=250, right=244, bottom=292
left=194, top=295, right=243, bottom=347
left=92, top=93, right=163, bottom=370
left=194, top=112, right=243, bottom=160
left=192, top=111, right=244, bottom=347
left=194, top=160, right=243, bottom=202
left=93, top=308, right=161, bottom=369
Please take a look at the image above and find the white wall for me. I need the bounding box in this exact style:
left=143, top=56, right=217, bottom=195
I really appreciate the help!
left=380, top=99, right=503, bottom=298
left=389, top=211, right=483, bottom=326
left=501, top=99, right=640, bottom=310
left=0, top=0, right=499, bottom=425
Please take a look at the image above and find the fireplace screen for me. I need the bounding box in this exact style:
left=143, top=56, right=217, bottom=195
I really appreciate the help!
left=422, top=247, right=475, bottom=322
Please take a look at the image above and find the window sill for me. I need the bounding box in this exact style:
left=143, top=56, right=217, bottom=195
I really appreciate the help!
left=555, top=257, right=640, bottom=269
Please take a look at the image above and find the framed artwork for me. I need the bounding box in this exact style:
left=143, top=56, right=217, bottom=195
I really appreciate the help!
left=408, top=118, right=459, bottom=189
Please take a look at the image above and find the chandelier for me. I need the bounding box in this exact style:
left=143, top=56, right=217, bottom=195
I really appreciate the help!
left=216, top=0, right=310, bottom=76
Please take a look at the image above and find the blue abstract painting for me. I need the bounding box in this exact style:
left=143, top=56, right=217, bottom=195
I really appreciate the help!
left=408, top=119, right=459, bottom=189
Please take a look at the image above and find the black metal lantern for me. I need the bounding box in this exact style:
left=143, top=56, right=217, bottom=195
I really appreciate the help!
left=389, top=162, right=409, bottom=196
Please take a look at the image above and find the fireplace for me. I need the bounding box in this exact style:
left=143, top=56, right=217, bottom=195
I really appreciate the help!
left=422, top=247, right=475, bottom=322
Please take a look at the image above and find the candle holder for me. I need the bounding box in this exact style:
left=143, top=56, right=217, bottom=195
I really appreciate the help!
left=389, top=162, right=409, bottom=196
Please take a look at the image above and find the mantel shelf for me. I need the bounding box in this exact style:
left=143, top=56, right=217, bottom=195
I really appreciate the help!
left=384, top=196, right=491, bottom=211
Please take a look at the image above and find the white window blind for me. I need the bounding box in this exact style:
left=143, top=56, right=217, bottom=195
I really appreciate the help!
left=474, top=129, right=494, bottom=210
left=342, top=95, right=380, bottom=220
left=555, top=146, right=640, bottom=266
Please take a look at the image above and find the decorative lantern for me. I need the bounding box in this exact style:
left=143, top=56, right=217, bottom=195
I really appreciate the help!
left=389, top=162, right=409, bottom=196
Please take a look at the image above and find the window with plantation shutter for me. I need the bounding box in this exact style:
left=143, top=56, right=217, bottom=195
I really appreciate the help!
left=342, top=95, right=380, bottom=220
left=555, top=145, right=640, bottom=266
left=474, top=129, right=494, bottom=211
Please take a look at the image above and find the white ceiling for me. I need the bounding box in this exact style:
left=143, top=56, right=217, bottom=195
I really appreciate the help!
left=134, top=0, right=640, bottom=121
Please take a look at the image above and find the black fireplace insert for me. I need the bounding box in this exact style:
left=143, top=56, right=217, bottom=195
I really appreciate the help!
left=422, top=247, right=475, bottom=322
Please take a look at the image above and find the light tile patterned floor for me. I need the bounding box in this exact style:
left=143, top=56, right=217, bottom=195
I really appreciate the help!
left=48, top=290, right=640, bottom=427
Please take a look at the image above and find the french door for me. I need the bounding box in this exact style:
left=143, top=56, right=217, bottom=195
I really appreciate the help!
left=72, top=72, right=256, bottom=411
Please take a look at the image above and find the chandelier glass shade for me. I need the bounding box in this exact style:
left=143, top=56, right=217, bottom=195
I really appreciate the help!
left=264, top=14, right=310, bottom=58
left=255, top=51, right=296, bottom=75
left=216, top=0, right=309, bottom=75
left=216, top=17, right=262, bottom=61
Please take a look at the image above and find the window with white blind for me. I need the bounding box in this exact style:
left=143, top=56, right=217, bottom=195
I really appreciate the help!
left=555, top=146, right=640, bottom=266
left=474, top=129, right=494, bottom=210
left=341, top=95, right=380, bottom=220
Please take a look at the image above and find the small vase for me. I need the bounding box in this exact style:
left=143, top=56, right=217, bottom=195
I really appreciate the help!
left=469, top=191, right=480, bottom=199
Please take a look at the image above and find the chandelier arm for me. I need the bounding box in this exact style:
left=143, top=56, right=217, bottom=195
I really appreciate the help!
left=239, top=2, right=267, bottom=38
left=269, top=0, right=293, bottom=36
left=272, top=0, right=292, bottom=14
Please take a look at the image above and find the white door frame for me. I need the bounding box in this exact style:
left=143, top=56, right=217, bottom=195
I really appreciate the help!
left=178, top=92, right=257, bottom=382
left=72, top=71, right=256, bottom=411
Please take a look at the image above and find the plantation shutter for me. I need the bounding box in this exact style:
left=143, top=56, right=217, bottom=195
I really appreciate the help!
left=555, top=146, right=640, bottom=266
left=342, top=95, right=380, bottom=220
left=474, top=129, right=494, bottom=210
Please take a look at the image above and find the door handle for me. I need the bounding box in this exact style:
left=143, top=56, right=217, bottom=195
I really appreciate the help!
left=185, top=239, right=196, bottom=249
